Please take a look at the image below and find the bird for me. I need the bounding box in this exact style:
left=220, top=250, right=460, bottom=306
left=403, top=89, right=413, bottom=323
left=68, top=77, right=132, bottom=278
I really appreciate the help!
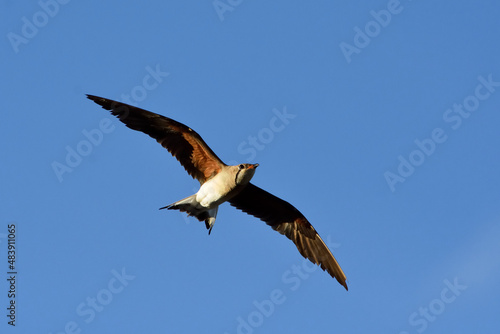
left=87, top=94, right=348, bottom=290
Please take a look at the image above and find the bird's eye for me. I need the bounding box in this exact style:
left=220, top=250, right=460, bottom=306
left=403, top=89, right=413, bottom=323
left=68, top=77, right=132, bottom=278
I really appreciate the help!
left=238, top=164, right=245, bottom=170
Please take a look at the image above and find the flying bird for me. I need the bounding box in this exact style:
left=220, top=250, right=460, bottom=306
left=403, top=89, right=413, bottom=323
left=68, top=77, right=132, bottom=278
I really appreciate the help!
left=87, top=95, right=348, bottom=290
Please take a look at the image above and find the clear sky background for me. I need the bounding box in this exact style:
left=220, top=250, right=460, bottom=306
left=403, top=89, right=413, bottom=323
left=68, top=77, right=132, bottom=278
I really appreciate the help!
left=2, top=1, right=500, bottom=333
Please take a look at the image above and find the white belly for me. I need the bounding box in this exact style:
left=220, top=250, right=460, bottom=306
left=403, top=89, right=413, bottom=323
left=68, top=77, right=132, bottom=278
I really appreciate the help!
left=196, top=174, right=235, bottom=208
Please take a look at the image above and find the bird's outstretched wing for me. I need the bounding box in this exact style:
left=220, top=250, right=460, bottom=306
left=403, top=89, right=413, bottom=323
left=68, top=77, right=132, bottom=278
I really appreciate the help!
left=229, top=183, right=348, bottom=290
left=87, top=95, right=225, bottom=184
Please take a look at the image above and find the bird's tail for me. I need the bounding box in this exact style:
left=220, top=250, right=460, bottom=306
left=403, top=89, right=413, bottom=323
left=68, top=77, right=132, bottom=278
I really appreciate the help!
left=160, top=195, right=218, bottom=234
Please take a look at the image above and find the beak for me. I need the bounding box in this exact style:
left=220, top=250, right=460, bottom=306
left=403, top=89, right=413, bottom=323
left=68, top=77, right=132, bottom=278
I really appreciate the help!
left=249, top=163, right=259, bottom=169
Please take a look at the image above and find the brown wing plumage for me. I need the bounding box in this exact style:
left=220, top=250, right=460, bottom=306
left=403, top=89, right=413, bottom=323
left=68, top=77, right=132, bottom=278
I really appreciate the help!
left=229, top=183, right=348, bottom=290
left=87, top=95, right=225, bottom=184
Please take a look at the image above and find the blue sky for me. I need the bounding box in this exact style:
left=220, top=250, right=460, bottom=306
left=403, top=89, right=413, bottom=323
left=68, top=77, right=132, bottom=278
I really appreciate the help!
left=2, top=0, right=500, bottom=333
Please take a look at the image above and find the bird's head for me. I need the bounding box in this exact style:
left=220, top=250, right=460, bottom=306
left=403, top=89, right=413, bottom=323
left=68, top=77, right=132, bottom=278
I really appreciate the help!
left=234, top=163, right=259, bottom=185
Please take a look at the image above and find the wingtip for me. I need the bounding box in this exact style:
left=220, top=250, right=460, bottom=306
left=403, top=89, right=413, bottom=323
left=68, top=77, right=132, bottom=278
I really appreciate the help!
left=337, top=276, right=348, bottom=291
left=86, top=95, right=119, bottom=112
left=86, top=94, right=104, bottom=105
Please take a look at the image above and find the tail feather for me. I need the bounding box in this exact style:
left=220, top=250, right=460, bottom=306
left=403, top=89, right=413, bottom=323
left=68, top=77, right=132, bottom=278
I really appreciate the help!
left=160, top=195, right=218, bottom=234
